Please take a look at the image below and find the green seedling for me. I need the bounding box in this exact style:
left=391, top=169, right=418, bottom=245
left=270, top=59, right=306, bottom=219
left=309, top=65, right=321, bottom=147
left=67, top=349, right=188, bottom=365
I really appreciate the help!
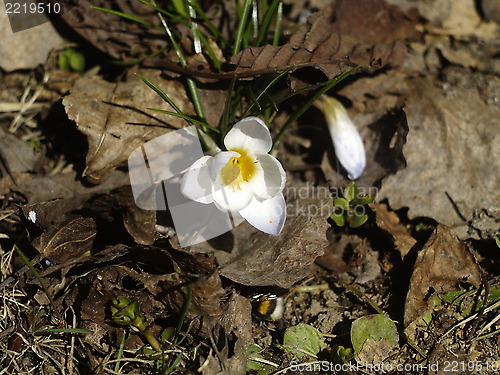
left=330, top=182, right=374, bottom=228
left=58, top=46, right=85, bottom=72
left=110, top=296, right=163, bottom=353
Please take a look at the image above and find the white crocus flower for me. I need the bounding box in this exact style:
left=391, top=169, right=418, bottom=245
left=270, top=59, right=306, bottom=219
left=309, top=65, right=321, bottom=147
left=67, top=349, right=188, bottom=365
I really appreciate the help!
left=321, top=96, right=366, bottom=180
left=180, top=117, right=286, bottom=235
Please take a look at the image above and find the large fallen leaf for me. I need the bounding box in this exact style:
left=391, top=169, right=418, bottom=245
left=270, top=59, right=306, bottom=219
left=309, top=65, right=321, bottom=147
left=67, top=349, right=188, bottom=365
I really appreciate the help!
left=378, top=77, right=500, bottom=239
left=63, top=70, right=189, bottom=183
left=404, top=225, right=481, bottom=327
left=230, top=0, right=418, bottom=81
left=64, top=69, right=226, bottom=184
left=191, top=184, right=332, bottom=288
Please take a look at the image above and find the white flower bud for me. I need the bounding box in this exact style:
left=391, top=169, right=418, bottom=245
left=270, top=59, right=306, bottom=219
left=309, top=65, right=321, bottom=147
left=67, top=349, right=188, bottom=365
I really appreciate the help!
left=321, top=96, right=366, bottom=180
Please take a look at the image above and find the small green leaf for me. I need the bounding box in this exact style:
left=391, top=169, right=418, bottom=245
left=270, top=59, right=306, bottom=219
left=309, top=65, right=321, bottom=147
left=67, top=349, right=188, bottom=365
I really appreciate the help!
left=330, top=210, right=345, bottom=227
left=334, top=198, right=349, bottom=210
left=421, top=312, right=433, bottom=326
left=283, top=323, right=325, bottom=360
left=344, top=182, right=358, bottom=202
left=495, top=236, right=500, bottom=248
left=58, top=53, right=69, bottom=70
left=331, top=344, right=354, bottom=364
left=351, top=314, right=399, bottom=361
left=352, top=196, right=374, bottom=206
left=161, top=327, right=176, bottom=343
left=440, top=289, right=467, bottom=304
left=69, top=52, right=85, bottom=71
left=349, top=214, right=368, bottom=228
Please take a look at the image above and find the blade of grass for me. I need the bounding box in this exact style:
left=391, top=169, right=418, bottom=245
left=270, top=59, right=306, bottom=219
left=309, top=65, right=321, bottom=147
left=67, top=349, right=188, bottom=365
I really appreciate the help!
left=150, top=0, right=207, bottom=123
left=136, top=73, right=183, bottom=114
left=251, top=0, right=259, bottom=42
left=195, top=30, right=223, bottom=72
left=233, top=0, right=253, bottom=55
left=90, top=6, right=162, bottom=30
left=188, top=4, right=202, bottom=54
left=245, top=86, right=261, bottom=111
left=35, top=328, right=94, bottom=335
left=115, top=331, right=127, bottom=374
left=255, top=0, right=281, bottom=46
left=163, top=352, right=183, bottom=375
left=242, top=67, right=292, bottom=117
left=172, top=0, right=188, bottom=17
left=174, top=286, right=192, bottom=345
left=273, top=1, right=283, bottom=46
left=147, top=108, right=219, bottom=132
left=111, top=45, right=167, bottom=66
left=272, top=66, right=360, bottom=148
left=220, top=74, right=239, bottom=140
left=13, top=246, right=62, bottom=322
left=137, top=0, right=188, bottom=25
left=188, top=0, right=228, bottom=49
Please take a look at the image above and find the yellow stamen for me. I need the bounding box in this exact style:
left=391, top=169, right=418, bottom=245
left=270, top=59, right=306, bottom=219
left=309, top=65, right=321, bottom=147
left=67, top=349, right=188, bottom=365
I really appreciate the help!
left=219, top=152, right=256, bottom=188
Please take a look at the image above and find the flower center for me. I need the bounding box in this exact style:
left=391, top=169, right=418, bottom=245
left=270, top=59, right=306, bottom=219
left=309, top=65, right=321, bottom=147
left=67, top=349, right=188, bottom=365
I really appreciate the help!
left=220, top=152, right=256, bottom=188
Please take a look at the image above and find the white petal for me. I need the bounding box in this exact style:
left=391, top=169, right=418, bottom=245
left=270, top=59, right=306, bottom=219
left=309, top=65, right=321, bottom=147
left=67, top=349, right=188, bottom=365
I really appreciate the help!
left=224, top=116, right=272, bottom=154
left=250, top=153, right=286, bottom=199
left=239, top=193, right=286, bottom=235
left=208, top=151, right=240, bottom=181
left=322, top=96, right=366, bottom=180
left=180, top=156, right=214, bottom=204
left=212, top=182, right=254, bottom=211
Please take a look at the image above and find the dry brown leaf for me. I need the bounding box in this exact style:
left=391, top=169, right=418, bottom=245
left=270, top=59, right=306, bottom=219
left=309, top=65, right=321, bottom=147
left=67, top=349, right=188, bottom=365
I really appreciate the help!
left=209, top=190, right=332, bottom=289
left=370, top=202, right=417, bottom=258
left=0, top=128, right=43, bottom=194
left=63, top=70, right=190, bottom=184
left=14, top=170, right=129, bottom=204
left=378, top=77, right=500, bottom=240
left=53, top=0, right=167, bottom=61
left=32, top=216, right=97, bottom=264
left=404, top=225, right=481, bottom=327
left=357, top=338, right=398, bottom=364
left=230, top=0, right=418, bottom=82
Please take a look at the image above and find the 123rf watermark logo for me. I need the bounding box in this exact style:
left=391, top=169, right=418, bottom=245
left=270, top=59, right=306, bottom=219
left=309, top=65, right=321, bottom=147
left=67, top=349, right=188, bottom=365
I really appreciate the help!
left=3, top=0, right=70, bottom=33
left=288, top=360, right=500, bottom=373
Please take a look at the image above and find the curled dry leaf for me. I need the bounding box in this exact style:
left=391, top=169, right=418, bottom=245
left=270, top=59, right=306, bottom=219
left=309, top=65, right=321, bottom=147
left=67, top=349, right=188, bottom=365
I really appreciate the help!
left=404, top=225, right=481, bottom=327
left=32, top=216, right=97, bottom=264
left=230, top=0, right=418, bottom=83
left=63, top=70, right=190, bottom=184
left=378, top=77, right=500, bottom=240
